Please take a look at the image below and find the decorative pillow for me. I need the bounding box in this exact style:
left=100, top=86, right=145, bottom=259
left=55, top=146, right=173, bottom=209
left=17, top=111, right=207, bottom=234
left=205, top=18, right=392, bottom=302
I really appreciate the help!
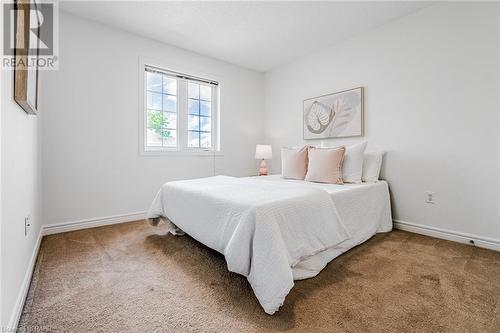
left=281, top=146, right=309, bottom=180
left=362, top=151, right=384, bottom=182
left=305, top=146, right=346, bottom=184
left=342, top=142, right=368, bottom=183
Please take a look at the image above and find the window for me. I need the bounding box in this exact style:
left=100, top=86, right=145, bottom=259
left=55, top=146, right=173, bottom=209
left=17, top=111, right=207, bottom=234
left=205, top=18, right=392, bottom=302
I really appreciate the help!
left=187, top=82, right=212, bottom=148
left=143, top=64, right=219, bottom=153
left=145, top=70, right=178, bottom=148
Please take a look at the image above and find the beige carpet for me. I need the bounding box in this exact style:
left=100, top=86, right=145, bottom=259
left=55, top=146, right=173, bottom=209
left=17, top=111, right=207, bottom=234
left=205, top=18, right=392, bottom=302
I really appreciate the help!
left=19, top=221, right=500, bottom=332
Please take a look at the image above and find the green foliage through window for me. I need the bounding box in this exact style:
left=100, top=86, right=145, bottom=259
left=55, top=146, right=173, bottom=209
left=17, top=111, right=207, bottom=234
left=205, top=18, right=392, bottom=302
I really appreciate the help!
left=148, top=112, right=171, bottom=138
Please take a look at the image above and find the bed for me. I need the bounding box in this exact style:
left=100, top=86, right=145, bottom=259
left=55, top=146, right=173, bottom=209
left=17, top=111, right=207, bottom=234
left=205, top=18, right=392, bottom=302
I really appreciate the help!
left=147, top=175, right=392, bottom=314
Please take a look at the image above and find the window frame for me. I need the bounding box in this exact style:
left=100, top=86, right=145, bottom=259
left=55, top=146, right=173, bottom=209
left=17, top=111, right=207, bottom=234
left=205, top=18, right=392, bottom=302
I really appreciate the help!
left=139, top=58, right=221, bottom=156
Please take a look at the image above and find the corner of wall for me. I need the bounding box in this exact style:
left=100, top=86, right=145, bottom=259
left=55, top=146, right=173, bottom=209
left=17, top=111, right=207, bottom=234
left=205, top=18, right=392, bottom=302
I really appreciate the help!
left=0, top=63, right=43, bottom=330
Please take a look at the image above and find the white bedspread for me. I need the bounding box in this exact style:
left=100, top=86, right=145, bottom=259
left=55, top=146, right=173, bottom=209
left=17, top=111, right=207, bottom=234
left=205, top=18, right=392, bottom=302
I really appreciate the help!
left=147, top=176, right=350, bottom=314
left=260, top=175, right=393, bottom=280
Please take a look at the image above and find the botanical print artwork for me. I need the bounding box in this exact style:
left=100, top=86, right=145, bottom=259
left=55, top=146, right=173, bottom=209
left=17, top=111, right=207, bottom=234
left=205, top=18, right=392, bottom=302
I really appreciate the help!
left=303, top=87, right=363, bottom=139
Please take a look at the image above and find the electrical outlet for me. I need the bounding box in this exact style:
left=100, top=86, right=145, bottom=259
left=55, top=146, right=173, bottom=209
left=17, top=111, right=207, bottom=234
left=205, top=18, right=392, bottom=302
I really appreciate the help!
left=25, top=215, right=31, bottom=236
left=426, top=191, right=435, bottom=204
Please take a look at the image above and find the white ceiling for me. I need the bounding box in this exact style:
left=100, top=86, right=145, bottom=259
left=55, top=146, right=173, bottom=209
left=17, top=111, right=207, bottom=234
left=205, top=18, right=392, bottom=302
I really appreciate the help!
left=60, top=1, right=433, bottom=72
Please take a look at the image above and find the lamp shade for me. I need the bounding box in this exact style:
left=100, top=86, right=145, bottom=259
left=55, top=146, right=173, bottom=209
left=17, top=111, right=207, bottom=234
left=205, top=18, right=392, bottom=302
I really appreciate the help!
left=255, top=145, right=272, bottom=159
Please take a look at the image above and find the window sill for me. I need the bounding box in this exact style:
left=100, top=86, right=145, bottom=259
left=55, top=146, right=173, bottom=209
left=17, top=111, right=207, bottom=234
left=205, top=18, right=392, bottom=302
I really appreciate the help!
left=140, top=150, right=224, bottom=157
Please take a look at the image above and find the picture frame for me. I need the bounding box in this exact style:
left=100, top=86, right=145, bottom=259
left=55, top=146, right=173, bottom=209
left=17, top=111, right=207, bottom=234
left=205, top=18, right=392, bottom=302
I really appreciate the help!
left=14, top=0, right=40, bottom=115
left=303, top=87, right=364, bottom=139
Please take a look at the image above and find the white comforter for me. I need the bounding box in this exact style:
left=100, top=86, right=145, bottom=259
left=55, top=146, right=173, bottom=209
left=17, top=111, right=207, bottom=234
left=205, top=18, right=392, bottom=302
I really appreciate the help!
left=147, top=176, right=350, bottom=314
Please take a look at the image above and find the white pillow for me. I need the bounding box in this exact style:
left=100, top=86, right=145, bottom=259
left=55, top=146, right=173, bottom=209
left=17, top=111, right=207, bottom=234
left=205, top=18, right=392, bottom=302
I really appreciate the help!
left=342, top=142, right=368, bottom=183
left=362, top=151, right=384, bottom=183
left=281, top=146, right=308, bottom=180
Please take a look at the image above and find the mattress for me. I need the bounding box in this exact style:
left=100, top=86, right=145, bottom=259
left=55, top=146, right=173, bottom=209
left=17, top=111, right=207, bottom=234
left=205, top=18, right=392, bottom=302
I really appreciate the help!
left=256, top=175, right=393, bottom=280
left=147, top=175, right=392, bottom=313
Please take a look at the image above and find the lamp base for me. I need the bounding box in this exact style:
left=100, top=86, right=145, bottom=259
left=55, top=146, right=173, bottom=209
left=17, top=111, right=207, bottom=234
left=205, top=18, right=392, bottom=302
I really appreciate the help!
left=259, top=159, right=268, bottom=176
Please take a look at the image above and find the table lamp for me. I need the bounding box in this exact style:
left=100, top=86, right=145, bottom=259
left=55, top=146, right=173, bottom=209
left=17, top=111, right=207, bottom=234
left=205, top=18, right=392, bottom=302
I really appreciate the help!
left=255, top=145, right=272, bottom=176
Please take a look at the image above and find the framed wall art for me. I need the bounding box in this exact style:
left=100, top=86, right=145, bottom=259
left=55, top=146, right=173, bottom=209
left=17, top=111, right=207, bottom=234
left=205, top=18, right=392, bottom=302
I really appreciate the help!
left=303, top=87, right=364, bottom=139
left=13, top=0, right=41, bottom=115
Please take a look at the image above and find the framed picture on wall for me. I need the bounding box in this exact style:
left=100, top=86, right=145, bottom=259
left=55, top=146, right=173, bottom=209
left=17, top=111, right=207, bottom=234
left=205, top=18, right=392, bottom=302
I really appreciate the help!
left=14, top=0, right=40, bottom=115
left=303, top=87, right=364, bottom=139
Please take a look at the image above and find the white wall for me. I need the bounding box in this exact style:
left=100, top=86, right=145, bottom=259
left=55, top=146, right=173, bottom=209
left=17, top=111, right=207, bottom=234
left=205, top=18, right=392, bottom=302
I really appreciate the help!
left=0, top=63, right=43, bottom=327
left=264, top=2, right=500, bottom=241
left=1, top=1, right=498, bottom=327
left=41, top=13, right=265, bottom=225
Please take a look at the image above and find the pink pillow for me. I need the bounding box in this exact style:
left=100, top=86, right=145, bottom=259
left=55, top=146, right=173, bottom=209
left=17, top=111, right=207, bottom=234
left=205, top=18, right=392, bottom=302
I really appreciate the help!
left=281, top=146, right=308, bottom=180
left=305, top=146, right=346, bottom=184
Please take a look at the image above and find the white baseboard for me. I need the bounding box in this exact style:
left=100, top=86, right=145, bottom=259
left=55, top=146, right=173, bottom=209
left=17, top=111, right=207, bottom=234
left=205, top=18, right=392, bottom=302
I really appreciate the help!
left=42, top=211, right=147, bottom=235
left=7, top=227, right=43, bottom=331
left=393, top=219, right=500, bottom=252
